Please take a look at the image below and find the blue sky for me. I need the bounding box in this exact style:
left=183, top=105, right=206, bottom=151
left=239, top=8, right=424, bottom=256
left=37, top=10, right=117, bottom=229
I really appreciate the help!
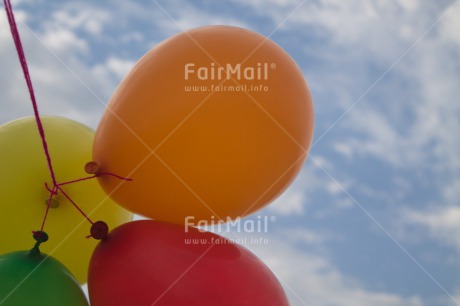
left=1, top=0, right=460, bottom=305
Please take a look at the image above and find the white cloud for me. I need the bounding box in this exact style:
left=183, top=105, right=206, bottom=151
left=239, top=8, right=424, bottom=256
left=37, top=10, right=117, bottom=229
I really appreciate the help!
left=150, top=0, right=249, bottom=34
left=219, top=225, right=425, bottom=305
left=439, top=3, right=460, bottom=48
left=399, top=0, right=419, bottom=12
left=333, top=106, right=425, bottom=167
left=49, top=4, right=110, bottom=36
left=119, top=32, right=144, bottom=44
left=270, top=188, right=305, bottom=215
left=333, top=142, right=354, bottom=160
left=41, top=27, right=89, bottom=55
left=267, top=153, right=366, bottom=217
left=299, top=1, right=460, bottom=202
left=268, top=162, right=315, bottom=215
left=0, top=10, right=41, bottom=122
left=268, top=156, right=336, bottom=216
left=404, top=206, right=460, bottom=253
left=232, top=0, right=432, bottom=61
left=245, top=233, right=424, bottom=306
left=92, top=56, right=135, bottom=80
left=349, top=3, right=458, bottom=208
left=0, top=8, right=116, bottom=128
left=229, top=0, right=296, bottom=25
left=105, top=57, right=135, bottom=78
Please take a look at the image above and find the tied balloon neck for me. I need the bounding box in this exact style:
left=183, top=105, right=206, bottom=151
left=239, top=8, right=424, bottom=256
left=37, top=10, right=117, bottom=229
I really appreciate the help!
left=88, top=221, right=109, bottom=240
left=30, top=231, right=48, bottom=256
left=84, top=161, right=133, bottom=182
left=85, top=161, right=100, bottom=175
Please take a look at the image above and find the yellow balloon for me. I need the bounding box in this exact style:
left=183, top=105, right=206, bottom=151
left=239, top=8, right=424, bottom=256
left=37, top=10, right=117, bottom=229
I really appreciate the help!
left=0, top=116, right=132, bottom=283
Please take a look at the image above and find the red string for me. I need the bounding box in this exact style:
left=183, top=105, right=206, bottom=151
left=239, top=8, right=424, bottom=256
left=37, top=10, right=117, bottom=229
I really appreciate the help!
left=41, top=172, right=132, bottom=231
left=97, top=172, right=134, bottom=181
left=57, top=187, right=94, bottom=225
left=57, top=173, right=132, bottom=187
left=4, top=0, right=58, bottom=186
left=4, top=0, right=132, bottom=236
left=57, top=175, right=98, bottom=186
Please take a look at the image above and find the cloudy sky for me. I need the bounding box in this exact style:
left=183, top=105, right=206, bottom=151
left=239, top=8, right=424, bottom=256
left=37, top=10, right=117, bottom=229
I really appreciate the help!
left=1, top=0, right=460, bottom=305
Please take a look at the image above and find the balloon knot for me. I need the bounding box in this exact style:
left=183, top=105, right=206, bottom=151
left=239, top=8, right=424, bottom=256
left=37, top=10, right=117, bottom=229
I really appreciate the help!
left=44, top=182, right=58, bottom=194
left=89, top=221, right=109, bottom=240
left=85, top=161, right=100, bottom=175
left=30, top=231, right=48, bottom=255
left=33, top=230, right=49, bottom=243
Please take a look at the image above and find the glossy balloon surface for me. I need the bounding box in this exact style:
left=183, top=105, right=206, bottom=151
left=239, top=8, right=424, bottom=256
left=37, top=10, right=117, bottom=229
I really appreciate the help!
left=88, top=220, right=289, bottom=306
left=0, top=116, right=132, bottom=283
left=0, top=251, right=88, bottom=306
left=93, top=25, right=314, bottom=224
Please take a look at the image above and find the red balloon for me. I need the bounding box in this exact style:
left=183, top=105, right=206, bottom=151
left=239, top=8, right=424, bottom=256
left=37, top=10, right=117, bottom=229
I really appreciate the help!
left=88, top=220, right=289, bottom=306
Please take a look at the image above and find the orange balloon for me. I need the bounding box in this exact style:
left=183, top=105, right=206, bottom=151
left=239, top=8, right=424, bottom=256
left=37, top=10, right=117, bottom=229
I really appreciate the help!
left=93, top=26, right=314, bottom=224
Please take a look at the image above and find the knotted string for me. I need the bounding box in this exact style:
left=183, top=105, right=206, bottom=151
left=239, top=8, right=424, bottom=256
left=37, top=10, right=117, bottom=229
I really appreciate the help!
left=4, top=0, right=131, bottom=240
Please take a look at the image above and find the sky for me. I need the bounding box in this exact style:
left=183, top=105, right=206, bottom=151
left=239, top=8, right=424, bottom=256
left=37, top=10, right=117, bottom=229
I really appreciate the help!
left=1, top=0, right=460, bottom=305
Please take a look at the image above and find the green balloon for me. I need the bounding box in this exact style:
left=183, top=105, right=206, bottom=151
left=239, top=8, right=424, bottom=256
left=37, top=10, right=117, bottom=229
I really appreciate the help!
left=0, top=250, right=89, bottom=306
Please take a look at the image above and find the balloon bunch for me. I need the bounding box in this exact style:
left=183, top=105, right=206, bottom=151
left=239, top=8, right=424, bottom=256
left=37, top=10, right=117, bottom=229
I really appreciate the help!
left=2, top=0, right=132, bottom=304
left=0, top=117, right=133, bottom=284
left=88, top=25, right=314, bottom=305
left=2, top=1, right=314, bottom=305
left=0, top=232, right=89, bottom=306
